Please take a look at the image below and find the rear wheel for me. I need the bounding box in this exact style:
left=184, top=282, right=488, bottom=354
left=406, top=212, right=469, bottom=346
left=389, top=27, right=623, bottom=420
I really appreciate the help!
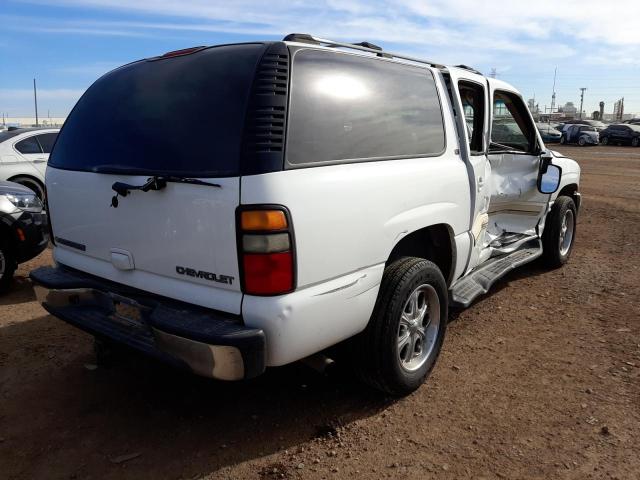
left=542, top=196, right=577, bottom=268
left=578, top=137, right=586, bottom=146
left=351, top=257, right=448, bottom=396
left=632, top=137, right=640, bottom=147
left=560, top=135, right=566, bottom=145
left=0, top=240, right=17, bottom=293
left=600, top=136, right=609, bottom=145
left=9, top=176, right=45, bottom=200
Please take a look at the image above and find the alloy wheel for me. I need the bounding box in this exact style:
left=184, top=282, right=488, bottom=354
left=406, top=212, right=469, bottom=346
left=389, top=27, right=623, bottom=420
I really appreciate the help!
left=559, top=209, right=575, bottom=256
left=397, top=284, right=441, bottom=372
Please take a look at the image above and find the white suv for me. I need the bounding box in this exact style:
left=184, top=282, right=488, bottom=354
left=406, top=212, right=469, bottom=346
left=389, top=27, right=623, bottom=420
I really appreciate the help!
left=0, top=127, right=60, bottom=198
left=31, top=35, right=581, bottom=395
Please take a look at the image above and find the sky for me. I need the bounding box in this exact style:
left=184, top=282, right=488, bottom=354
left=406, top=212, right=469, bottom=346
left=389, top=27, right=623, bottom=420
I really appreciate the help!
left=1, top=0, right=639, bottom=118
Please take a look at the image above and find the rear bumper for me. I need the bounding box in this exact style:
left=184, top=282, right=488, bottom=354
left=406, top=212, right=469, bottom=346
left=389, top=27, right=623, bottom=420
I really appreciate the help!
left=30, top=266, right=265, bottom=380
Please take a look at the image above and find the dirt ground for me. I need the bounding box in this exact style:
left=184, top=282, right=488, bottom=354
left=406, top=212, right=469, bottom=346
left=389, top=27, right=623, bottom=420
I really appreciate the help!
left=1, top=146, right=639, bottom=480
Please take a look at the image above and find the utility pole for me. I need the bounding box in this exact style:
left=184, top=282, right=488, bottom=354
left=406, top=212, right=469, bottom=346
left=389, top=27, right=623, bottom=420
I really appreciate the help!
left=33, top=78, right=39, bottom=126
left=550, top=67, right=557, bottom=119
left=579, top=87, right=587, bottom=120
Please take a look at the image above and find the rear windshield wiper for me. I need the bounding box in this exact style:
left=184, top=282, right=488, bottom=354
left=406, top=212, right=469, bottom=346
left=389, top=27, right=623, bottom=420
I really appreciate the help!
left=110, top=175, right=221, bottom=208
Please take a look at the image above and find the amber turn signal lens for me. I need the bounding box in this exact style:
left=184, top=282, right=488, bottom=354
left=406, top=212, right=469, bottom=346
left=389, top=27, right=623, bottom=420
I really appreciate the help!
left=241, top=210, right=287, bottom=231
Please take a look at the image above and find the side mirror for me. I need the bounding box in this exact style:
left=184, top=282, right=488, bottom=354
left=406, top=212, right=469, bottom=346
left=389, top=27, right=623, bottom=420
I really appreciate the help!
left=538, top=163, right=562, bottom=194
left=539, top=151, right=553, bottom=174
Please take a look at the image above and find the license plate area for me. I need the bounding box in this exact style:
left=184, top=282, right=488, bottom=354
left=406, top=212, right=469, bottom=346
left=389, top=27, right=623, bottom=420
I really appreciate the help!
left=109, top=294, right=150, bottom=330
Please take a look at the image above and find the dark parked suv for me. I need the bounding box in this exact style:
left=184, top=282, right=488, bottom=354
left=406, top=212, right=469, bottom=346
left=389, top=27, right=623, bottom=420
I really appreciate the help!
left=600, top=124, right=640, bottom=147
left=0, top=181, right=49, bottom=292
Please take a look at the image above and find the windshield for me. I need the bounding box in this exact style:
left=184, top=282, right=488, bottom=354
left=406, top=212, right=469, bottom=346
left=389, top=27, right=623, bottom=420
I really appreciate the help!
left=49, top=43, right=266, bottom=177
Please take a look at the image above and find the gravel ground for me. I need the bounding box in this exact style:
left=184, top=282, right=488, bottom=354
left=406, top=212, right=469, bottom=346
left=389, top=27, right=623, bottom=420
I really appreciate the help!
left=1, top=145, right=639, bottom=480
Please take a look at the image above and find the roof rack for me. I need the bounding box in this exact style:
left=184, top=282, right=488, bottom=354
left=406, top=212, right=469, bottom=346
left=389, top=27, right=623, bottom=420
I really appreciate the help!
left=454, top=64, right=483, bottom=76
left=282, top=33, right=446, bottom=69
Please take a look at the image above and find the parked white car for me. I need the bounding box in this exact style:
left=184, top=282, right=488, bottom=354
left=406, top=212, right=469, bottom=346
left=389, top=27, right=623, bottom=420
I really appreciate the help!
left=0, top=127, right=59, bottom=198
left=31, top=35, right=581, bottom=396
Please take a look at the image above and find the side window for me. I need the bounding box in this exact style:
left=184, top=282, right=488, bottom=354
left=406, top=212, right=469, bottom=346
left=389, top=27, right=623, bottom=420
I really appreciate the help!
left=287, top=49, right=445, bottom=166
left=15, top=136, right=43, bottom=154
left=36, top=133, right=58, bottom=153
left=458, top=81, right=485, bottom=154
left=490, top=91, right=536, bottom=153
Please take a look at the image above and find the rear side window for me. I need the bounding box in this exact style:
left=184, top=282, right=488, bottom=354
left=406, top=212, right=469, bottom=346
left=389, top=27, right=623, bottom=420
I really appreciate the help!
left=15, top=136, right=42, bottom=154
left=49, top=44, right=266, bottom=177
left=286, top=49, right=445, bottom=166
left=36, top=133, right=58, bottom=153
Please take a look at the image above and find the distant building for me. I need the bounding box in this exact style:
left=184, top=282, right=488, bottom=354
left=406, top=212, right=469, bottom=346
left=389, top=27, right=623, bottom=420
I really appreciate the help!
left=614, top=98, right=625, bottom=121
left=559, top=102, right=577, bottom=118
left=527, top=98, right=540, bottom=117
left=1, top=117, right=66, bottom=127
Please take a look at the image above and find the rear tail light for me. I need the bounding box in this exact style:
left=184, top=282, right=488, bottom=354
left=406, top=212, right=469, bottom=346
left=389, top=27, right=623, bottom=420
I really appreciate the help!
left=237, top=206, right=295, bottom=295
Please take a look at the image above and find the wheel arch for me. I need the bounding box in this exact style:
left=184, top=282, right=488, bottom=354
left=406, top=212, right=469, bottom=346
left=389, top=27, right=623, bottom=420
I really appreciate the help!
left=7, top=174, right=45, bottom=198
left=556, top=183, right=581, bottom=212
left=386, top=223, right=455, bottom=286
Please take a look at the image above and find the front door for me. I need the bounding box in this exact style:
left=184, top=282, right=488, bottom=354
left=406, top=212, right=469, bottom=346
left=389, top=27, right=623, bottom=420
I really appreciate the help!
left=485, top=83, right=549, bottom=242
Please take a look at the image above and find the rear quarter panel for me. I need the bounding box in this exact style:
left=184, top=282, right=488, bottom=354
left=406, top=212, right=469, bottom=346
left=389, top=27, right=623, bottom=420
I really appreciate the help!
left=241, top=155, right=470, bottom=289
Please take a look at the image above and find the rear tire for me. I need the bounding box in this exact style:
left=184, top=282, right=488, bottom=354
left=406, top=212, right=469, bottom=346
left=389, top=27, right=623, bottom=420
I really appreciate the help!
left=351, top=257, right=448, bottom=396
left=542, top=196, right=577, bottom=268
left=600, top=136, right=609, bottom=145
left=632, top=137, right=640, bottom=147
left=9, top=176, right=45, bottom=200
left=560, top=135, right=566, bottom=145
left=0, top=240, right=17, bottom=294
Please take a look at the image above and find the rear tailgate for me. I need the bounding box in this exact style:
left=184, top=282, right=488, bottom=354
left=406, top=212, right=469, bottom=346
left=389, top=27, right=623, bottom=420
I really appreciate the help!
left=45, top=43, right=270, bottom=314
left=47, top=168, right=242, bottom=313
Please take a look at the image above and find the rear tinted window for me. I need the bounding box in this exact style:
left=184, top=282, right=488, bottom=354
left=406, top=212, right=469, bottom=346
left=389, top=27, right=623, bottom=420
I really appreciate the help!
left=15, top=136, right=42, bottom=154
left=37, top=133, right=58, bottom=153
left=49, top=44, right=265, bottom=177
left=286, top=49, right=445, bottom=166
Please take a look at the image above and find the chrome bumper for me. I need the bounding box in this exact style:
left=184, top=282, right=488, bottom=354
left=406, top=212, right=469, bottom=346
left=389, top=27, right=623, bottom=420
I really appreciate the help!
left=31, top=267, right=266, bottom=381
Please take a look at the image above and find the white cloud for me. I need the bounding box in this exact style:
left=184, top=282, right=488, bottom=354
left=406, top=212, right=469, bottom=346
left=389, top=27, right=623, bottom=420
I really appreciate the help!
left=19, top=0, right=640, bottom=47
left=54, top=61, right=124, bottom=76
left=0, top=88, right=84, bottom=100
left=0, top=88, right=85, bottom=116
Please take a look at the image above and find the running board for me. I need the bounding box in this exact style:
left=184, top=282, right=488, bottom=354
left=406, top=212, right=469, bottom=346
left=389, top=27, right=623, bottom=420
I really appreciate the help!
left=450, top=239, right=543, bottom=308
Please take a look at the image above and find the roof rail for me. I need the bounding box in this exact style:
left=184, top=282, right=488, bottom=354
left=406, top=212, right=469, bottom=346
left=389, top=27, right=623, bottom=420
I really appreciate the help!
left=282, top=33, right=445, bottom=69
left=454, top=64, right=483, bottom=76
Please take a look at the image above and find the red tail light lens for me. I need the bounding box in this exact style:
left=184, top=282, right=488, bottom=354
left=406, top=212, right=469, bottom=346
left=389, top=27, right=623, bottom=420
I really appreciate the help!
left=237, top=207, right=295, bottom=296
left=243, top=252, right=293, bottom=295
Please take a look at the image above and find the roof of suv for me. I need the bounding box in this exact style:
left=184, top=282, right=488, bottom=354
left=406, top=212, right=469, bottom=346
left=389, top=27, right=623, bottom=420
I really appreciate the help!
left=281, top=34, right=522, bottom=96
